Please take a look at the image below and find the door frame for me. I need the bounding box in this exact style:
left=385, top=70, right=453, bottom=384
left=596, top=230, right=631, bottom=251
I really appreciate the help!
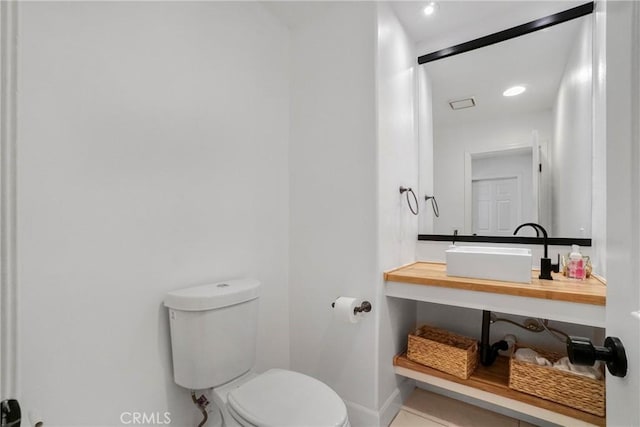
left=0, top=0, right=19, bottom=401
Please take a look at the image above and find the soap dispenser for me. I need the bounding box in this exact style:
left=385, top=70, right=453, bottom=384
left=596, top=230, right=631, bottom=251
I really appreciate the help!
left=568, top=245, right=586, bottom=280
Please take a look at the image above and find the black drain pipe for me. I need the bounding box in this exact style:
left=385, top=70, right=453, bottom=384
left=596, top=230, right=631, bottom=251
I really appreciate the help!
left=480, top=310, right=508, bottom=366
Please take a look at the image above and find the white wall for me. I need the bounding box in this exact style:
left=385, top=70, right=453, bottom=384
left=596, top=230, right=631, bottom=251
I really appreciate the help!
left=376, top=2, right=419, bottom=424
left=552, top=16, right=593, bottom=238
left=416, top=240, right=593, bottom=270
left=288, top=3, right=379, bottom=424
left=416, top=302, right=601, bottom=355
left=432, top=110, right=552, bottom=235
left=17, top=2, right=290, bottom=425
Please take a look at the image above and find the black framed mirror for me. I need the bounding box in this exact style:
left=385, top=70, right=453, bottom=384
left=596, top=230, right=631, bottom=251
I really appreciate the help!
left=417, top=2, right=594, bottom=246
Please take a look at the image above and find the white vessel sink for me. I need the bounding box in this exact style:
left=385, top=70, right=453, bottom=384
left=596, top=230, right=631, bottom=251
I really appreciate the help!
left=445, top=246, right=532, bottom=284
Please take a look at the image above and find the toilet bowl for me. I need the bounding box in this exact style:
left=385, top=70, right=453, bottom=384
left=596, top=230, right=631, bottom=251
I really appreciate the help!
left=211, top=369, right=349, bottom=427
left=164, top=279, right=350, bottom=427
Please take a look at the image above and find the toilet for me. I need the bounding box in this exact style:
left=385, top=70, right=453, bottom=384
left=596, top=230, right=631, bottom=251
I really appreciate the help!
left=164, top=279, right=350, bottom=427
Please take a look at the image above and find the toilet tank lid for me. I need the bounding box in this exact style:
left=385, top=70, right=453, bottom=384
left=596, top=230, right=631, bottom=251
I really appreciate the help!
left=164, top=279, right=260, bottom=311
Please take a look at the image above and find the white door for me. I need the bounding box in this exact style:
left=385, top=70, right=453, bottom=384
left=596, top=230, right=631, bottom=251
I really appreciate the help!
left=603, top=1, right=640, bottom=425
left=472, top=177, right=519, bottom=236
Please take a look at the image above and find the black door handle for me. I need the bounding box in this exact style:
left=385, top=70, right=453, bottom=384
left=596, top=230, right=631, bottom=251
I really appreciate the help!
left=567, top=335, right=628, bottom=377
left=1, top=399, right=21, bottom=427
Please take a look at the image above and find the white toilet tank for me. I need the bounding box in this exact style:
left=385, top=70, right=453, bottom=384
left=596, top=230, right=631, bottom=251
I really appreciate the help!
left=164, top=279, right=261, bottom=390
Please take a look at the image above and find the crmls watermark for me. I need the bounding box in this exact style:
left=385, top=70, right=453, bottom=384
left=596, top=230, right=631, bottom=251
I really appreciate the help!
left=120, top=412, right=171, bottom=425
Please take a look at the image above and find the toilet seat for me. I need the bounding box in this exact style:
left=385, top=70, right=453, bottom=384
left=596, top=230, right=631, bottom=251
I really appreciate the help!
left=227, top=369, right=349, bottom=427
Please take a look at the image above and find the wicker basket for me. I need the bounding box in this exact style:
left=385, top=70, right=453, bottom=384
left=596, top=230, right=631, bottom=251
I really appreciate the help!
left=509, top=345, right=605, bottom=416
left=407, top=325, right=478, bottom=379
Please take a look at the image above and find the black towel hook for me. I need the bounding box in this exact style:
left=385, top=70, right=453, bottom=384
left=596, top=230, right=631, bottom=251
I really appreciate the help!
left=425, top=195, right=440, bottom=217
left=399, top=186, right=419, bottom=215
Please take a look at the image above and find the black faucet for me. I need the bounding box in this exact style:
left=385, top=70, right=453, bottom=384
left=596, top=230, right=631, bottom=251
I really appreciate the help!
left=513, top=222, right=559, bottom=280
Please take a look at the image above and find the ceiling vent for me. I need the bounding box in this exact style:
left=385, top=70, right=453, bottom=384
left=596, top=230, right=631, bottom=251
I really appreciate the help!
left=449, top=97, right=476, bottom=110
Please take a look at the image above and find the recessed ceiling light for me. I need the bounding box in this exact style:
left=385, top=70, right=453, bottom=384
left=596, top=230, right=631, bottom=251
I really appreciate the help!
left=423, top=2, right=438, bottom=16
left=503, top=85, right=526, bottom=97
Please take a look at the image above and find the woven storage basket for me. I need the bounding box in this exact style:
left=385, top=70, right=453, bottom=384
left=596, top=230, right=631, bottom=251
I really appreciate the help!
left=407, top=325, right=478, bottom=379
left=509, top=345, right=605, bottom=416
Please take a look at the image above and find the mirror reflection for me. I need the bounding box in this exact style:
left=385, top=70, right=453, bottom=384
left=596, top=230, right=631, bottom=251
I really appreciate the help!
left=420, top=13, right=592, bottom=238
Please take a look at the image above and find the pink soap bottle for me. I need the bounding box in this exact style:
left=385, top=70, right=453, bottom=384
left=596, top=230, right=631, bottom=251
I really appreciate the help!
left=568, top=245, right=586, bottom=280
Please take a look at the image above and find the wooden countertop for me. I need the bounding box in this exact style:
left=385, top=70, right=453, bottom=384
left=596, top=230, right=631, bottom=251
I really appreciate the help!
left=384, top=262, right=606, bottom=306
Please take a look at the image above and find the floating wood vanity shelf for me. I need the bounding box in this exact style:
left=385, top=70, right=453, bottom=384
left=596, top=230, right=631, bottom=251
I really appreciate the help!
left=386, top=262, right=608, bottom=425
left=393, top=353, right=605, bottom=427
left=384, top=262, right=606, bottom=305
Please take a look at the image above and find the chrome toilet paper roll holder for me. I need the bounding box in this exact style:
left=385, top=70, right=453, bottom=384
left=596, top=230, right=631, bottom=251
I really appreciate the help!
left=331, top=300, right=372, bottom=314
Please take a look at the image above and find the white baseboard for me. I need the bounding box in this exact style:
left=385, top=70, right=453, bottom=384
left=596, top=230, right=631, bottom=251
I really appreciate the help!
left=345, top=378, right=415, bottom=427
left=345, top=399, right=380, bottom=427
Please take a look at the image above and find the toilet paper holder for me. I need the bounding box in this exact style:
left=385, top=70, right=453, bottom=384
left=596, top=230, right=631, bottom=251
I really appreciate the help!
left=331, top=300, right=372, bottom=314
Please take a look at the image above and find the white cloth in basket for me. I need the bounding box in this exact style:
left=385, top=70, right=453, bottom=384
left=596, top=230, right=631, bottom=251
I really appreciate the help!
left=514, top=348, right=603, bottom=380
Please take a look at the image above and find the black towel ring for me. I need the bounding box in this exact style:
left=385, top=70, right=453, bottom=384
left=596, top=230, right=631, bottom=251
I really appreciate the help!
left=399, top=186, right=419, bottom=216
left=425, top=195, right=440, bottom=217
